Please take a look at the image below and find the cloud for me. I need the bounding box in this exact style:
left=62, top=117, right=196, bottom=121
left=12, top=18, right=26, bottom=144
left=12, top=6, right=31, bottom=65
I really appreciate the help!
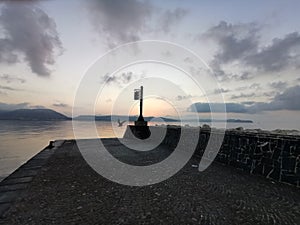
left=85, top=1, right=187, bottom=47
left=103, top=71, right=137, bottom=86
left=203, top=21, right=300, bottom=77
left=262, top=91, right=277, bottom=98
left=262, top=85, right=300, bottom=111
left=85, top=0, right=154, bottom=48
left=158, top=8, right=188, bottom=33
left=203, top=21, right=259, bottom=64
left=0, top=85, right=18, bottom=91
left=269, top=81, right=287, bottom=90
left=30, top=105, right=45, bottom=109
left=231, top=92, right=256, bottom=100
left=176, top=94, right=192, bottom=101
left=189, top=85, right=300, bottom=113
left=0, top=2, right=63, bottom=76
left=245, top=32, right=300, bottom=72
left=53, top=103, right=68, bottom=108
left=232, top=72, right=252, bottom=81
left=0, top=102, right=30, bottom=111
left=0, top=74, right=25, bottom=83
left=249, top=83, right=260, bottom=89
left=213, top=88, right=230, bottom=94
left=0, top=102, right=46, bottom=111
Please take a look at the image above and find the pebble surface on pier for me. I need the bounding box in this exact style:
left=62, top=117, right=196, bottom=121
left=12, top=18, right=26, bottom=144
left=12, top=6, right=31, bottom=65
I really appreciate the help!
left=0, top=139, right=299, bottom=225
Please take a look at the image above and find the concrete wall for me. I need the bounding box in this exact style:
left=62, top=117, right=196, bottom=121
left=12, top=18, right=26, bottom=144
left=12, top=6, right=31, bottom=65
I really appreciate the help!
left=124, top=126, right=300, bottom=187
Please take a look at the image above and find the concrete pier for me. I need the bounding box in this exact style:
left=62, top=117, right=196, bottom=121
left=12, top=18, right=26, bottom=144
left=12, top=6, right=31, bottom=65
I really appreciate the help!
left=0, top=137, right=299, bottom=224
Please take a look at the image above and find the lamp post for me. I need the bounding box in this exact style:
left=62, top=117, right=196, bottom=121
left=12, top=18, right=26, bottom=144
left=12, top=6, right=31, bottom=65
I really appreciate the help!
left=132, top=86, right=150, bottom=139
left=138, top=86, right=144, bottom=122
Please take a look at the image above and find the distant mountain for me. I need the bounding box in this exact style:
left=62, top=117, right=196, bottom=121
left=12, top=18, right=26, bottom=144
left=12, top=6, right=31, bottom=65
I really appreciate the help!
left=178, top=118, right=253, bottom=123
left=0, top=109, right=253, bottom=123
left=74, top=115, right=253, bottom=123
left=226, top=119, right=253, bottom=123
left=195, top=119, right=253, bottom=123
left=74, top=115, right=179, bottom=122
left=0, top=109, right=70, bottom=121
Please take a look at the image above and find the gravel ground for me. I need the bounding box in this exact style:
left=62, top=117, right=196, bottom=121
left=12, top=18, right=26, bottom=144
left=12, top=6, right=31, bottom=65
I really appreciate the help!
left=1, top=139, right=299, bottom=225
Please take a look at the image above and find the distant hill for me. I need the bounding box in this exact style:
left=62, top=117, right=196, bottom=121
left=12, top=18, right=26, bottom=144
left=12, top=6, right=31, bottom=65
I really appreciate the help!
left=0, top=109, right=253, bottom=123
left=74, top=115, right=253, bottom=123
left=0, top=109, right=70, bottom=121
left=194, top=119, right=253, bottom=123
left=74, top=115, right=179, bottom=122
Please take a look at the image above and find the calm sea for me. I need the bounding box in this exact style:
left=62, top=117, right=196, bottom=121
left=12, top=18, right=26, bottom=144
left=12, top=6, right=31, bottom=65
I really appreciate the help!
left=0, top=120, right=298, bottom=181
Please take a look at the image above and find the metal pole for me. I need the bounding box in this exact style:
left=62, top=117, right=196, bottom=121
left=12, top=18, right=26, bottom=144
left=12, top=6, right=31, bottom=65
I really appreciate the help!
left=140, top=86, right=143, bottom=117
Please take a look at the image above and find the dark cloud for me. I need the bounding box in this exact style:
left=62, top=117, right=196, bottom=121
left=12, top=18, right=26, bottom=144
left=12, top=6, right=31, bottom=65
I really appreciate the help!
left=213, top=88, right=230, bottom=94
left=0, top=85, right=18, bottom=91
left=159, top=8, right=188, bottom=33
left=103, top=71, right=136, bottom=86
left=262, top=91, right=277, bottom=98
left=189, top=102, right=247, bottom=113
left=203, top=21, right=259, bottom=64
left=269, top=81, right=287, bottom=90
left=53, top=103, right=68, bottom=108
left=231, top=92, right=256, bottom=100
left=203, top=21, right=300, bottom=76
left=0, top=74, right=25, bottom=83
left=85, top=1, right=187, bottom=47
left=0, top=2, right=63, bottom=76
left=245, top=32, right=300, bottom=72
left=189, top=85, right=300, bottom=114
left=176, top=94, right=192, bottom=101
left=210, top=61, right=253, bottom=81
left=265, top=85, right=300, bottom=111
left=232, top=72, right=253, bottom=81
left=86, top=0, right=154, bottom=48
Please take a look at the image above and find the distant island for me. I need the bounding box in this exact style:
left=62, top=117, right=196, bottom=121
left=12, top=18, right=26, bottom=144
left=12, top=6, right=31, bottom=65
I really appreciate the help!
left=198, top=119, right=253, bottom=123
left=74, top=115, right=178, bottom=122
left=0, top=108, right=253, bottom=123
left=0, top=109, right=70, bottom=121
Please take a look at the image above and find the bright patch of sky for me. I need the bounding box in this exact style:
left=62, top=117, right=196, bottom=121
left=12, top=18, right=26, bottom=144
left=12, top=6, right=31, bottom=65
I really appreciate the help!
left=0, top=0, right=299, bottom=128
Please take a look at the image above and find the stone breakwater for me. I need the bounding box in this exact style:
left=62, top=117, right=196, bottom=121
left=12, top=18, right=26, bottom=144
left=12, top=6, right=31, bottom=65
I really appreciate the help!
left=125, top=126, right=300, bottom=187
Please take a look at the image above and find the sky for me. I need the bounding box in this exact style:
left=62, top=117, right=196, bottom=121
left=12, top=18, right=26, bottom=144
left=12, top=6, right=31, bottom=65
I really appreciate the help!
left=0, top=0, right=299, bottom=129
